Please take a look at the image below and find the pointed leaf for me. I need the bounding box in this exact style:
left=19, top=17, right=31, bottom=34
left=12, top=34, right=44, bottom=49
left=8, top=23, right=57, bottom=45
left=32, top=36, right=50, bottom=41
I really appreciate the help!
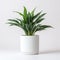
left=8, top=19, right=19, bottom=24
left=13, top=11, right=24, bottom=17
left=35, top=25, right=52, bottom=32
left=23, top=7, right=27, bottom=21
left=33, top=18, right=45, bottom=25
left=37, top=13, right=46, bottom=20
left=31, top=8, right=36, bottom=16
left=7, top=22, right=20, bottom=26
left=15, top=18, right=22, bottom=23
left=32, top=10, right=42, bottom=20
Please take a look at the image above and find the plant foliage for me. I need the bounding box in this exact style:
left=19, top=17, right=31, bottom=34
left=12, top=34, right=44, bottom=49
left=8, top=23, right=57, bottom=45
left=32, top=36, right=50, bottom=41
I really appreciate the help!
left=7, top=7, right=52, bottom=35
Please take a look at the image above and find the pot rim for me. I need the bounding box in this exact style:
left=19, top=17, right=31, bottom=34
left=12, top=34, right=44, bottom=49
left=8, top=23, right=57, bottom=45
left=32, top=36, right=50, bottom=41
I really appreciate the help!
left=20, top=35, right=39, bottom=37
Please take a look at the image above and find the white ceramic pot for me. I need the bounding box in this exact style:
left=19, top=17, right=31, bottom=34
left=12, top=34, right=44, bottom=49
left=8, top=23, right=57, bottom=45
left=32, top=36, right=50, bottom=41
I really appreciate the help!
left=20, top=35, right=39, bottom=55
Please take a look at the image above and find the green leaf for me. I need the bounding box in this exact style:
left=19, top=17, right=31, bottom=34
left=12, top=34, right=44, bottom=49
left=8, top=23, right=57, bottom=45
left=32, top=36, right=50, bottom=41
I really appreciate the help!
left=24, top=7, right=27, bottom=15
left=32, top=10, right=42, bottom=20
left=33, top=18, right=45, bottom=24
left=32, top=24, right=52, bottom=34
left=31, top=8, right=36, bottom=16
left=15, top=18, right=22, bottom=23
left=37, top=13, right=46, bottom=19
left=40, top=25, right=52, bottom=28
left=8, top=19, right=19, bottom=24
left=7, top=22, right=20, bottom=27
left=27, top=12, right=31, bottom=24
left=35, top=25, right=52, bottom=32
left=23, top=7, right=27, bottom=21
left=7, top=7, right=53, bottom=36
left=13, top=11, right=24, bottom=17
left=32, top=24, right=41, bottom=34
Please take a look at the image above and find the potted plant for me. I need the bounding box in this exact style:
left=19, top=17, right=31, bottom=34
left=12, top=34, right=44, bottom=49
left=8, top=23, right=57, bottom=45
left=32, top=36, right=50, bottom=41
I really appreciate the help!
left=7, top=7, right=52, bottom=55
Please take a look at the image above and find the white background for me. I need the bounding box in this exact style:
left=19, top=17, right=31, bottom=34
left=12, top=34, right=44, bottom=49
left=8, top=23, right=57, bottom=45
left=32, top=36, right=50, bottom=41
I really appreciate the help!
left=0, top=0, right=60, bottom=52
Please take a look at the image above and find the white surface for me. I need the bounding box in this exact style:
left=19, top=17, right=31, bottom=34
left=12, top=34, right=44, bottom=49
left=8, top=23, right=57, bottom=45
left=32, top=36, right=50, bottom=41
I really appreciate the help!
left=0, top=0, right=60, bottom=52
left=0, top=51, right=60, bottom=60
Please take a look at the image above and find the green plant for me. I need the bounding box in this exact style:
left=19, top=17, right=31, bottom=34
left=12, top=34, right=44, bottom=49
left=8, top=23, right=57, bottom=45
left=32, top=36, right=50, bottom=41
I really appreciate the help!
left=7, top=7, right=52, bottom=36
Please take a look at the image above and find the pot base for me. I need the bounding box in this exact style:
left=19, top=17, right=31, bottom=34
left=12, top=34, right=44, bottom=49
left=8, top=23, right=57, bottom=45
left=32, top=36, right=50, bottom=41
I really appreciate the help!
left=20, top=52, right=39, bottom=55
